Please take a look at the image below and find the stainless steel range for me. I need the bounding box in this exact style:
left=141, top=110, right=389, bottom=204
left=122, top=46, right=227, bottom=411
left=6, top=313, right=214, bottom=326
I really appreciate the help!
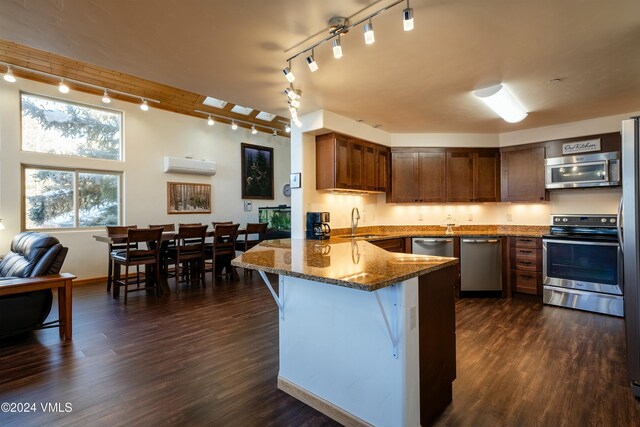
left=543, top=214, right=623, bottom=317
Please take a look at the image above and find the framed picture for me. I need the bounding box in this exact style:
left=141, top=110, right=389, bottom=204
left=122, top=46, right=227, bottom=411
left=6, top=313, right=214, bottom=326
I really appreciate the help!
left=290, top=172, right=301, bottom=188
left=167, top=182, right=211, bottom=214
left=241, top=143, right=274, bottom=199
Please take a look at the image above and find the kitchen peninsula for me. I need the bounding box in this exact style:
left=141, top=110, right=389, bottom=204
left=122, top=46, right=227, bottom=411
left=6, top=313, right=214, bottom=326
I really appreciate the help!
left=232, top=239, right=458, bottom=426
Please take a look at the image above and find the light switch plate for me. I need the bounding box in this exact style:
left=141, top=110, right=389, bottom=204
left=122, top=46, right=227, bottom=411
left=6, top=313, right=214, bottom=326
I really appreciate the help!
left=244, top=201, right=252, bottom=211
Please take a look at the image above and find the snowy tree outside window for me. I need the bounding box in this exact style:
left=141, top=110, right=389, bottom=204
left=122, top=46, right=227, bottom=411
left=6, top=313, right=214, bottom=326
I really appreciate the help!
left=21, top=93, right=122, bottom=229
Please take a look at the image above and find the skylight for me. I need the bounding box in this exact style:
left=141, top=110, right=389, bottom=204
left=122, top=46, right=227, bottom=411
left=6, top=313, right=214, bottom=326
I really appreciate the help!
left=202, top=96, right=228, bottom=109
left=230, top=105, right=253, bottom=116
left=255, top=111, right=276, bottom=122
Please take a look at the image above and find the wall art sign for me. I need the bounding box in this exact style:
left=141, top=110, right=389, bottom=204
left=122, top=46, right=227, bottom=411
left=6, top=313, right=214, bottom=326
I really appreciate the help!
left=167, top=182, right=211, bottom=214
left=241, top=143, right=274, bottom=199
left=562, top=139, right=601, bottom=155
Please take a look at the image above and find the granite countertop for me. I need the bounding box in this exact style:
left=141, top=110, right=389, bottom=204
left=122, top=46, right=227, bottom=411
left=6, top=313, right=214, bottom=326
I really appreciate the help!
left=329, top=225, right=549, bottom=241
left=231, top=239, right=458, bottom=292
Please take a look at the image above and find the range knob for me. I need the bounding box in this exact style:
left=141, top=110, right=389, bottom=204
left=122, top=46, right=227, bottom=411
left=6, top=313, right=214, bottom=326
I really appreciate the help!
left=554, top=218, right=561, bottom=222
left=610, top=218, right=616, bottom=223
left=562, top=217, right=568, bottom=222
left=601, top=218, right=607, bottom=223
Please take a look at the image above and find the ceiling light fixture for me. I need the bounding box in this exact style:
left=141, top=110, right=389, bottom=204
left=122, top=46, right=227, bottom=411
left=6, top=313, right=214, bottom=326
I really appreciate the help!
left=473, top=84, right=528, bottom=123
left=306, top=50, right=318, bottom=72
left=58, top=79, right=70, bottom=94
left=283, top=60, right=295, bottom=83
left=332, top=35, right=343, bottom=59
left=3, top=66, right=16, bottom=83
left=207, top=115, right=214, bottom=126
left=231, top=121, right=238, bottom=130
left=140, top=99, right=149, bottom=111
left=272, top=129, right=278, bottom=136
left=101, top=90, right=111, bottom=104
left=403, top=0, right=414, bottom=31
left=251, top=125, right=258, bottom=135
left=364, top=19, right=375, bottom=44
left=285, top=124, right=291, bottom=133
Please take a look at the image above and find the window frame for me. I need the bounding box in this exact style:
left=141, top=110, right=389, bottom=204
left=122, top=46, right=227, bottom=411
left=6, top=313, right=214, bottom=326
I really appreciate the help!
left=22, top=164, right=123, bottom=231
left=20, top=91, right=124, bottom=162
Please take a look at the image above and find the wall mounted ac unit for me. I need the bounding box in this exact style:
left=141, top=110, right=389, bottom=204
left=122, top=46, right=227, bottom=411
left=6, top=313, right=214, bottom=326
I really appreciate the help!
left=163, top=157, right=217, bottom=176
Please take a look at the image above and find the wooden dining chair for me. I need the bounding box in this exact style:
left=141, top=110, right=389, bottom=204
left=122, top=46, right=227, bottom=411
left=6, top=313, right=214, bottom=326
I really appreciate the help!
left=165, top=225, right=207, bottom=292
left=111, top=227, right=163, bottom=304
left=106, top=225, right=138, bottom=293
left=235, top=222, right=268, bottom=277
left=205, top=223, right=240, bottom=282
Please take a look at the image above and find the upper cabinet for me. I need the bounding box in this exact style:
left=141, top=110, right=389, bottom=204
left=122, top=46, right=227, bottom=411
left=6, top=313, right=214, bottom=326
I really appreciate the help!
left=316, top=132, right=389, bottom=192
left=501, top=146, right=547, bottom=202
left=390, top=148, right=499, bottom=203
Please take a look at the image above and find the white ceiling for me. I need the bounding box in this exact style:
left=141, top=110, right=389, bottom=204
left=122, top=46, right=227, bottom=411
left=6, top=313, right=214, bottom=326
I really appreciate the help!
left=0, top=0, right=639, bottom=133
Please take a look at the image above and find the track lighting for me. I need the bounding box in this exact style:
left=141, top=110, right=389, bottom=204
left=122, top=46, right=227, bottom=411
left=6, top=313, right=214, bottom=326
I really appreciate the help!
left=285, top=124, right=291, bottom=133
left=3, top=66, right=16, bottom=83
left=207, top=115, right=214, bottom=126
left=290, top=98, right=300, bottom=108
left=272, top=129, right=278, bottom=136
left=332, top=35, right=343, bottom=59
left=285, top=87, right=300, bottom=100
left=140, top=99, right=149, bottom=111
left=283, top=61, right=295, bottom=83
left=251, top=125, right=258, bottom=135
left=231, top=121, right=238, bottom=130
left=306, top=50, right=318, bottom=72
left=364, top=19, right=375, bottom=44
left=101, top=90, right=111, bottom=104
left=403, top=0, right=414, bottom=31
left=58, top=79, right=70, bottom=94
left=473, top=84, right=528, bottom=123
left=294, top=118, right=303, bottom=128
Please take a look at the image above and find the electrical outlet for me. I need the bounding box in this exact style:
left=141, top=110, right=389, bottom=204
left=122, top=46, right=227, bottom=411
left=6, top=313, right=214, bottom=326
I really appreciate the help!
left=418, top=213, right=424, bottom=221
left=244, top=201, right=252, bottom=211
left=506, top=213, right=513, bottom=222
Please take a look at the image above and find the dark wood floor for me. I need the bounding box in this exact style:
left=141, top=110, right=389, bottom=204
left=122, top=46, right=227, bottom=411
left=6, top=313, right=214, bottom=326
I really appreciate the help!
left=1, top=274, right=639, bottom=426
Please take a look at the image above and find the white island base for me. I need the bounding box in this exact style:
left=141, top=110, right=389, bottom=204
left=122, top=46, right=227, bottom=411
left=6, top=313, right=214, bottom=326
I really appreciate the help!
left=269, top=266, right=456, bottom=427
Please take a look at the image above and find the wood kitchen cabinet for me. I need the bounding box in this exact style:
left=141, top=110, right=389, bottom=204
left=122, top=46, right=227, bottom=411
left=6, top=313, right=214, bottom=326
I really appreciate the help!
left=316, top=132, right=388, bottom=192
left=446, top=149, right=500, bottom=202
left=369, top=237, right=406, bottom=253
left=508, top=237, right=543, bottom=295
left=389, top=150, right=445, bottom=203
left=501, top=146, right=547, bottom=202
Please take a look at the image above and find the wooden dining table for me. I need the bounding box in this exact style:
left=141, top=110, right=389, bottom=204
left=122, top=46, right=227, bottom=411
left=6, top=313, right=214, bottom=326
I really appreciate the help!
left=93, top=228, right=246, bottom=297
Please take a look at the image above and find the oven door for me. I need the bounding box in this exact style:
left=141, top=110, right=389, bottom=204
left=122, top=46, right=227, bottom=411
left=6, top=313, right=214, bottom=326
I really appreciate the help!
left=543, top=239, right=622, bottom=295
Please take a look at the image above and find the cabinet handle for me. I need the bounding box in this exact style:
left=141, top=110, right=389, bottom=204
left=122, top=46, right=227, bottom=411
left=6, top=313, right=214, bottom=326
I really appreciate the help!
left=521, top=274, right=534, bottom=279
left=519, top=250, right=533, bottom=254
left=519, top=238, right=532, bottom=242
left=521, top=261, right=534, bottom=265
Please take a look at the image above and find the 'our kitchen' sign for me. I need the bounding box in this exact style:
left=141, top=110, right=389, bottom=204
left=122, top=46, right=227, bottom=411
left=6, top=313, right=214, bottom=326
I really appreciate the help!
left=562, top=139, right=601, bottom=155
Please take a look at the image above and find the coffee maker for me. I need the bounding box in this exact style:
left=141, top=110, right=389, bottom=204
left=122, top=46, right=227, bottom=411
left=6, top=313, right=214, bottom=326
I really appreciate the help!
left=306, top=212, right=331, bottom=240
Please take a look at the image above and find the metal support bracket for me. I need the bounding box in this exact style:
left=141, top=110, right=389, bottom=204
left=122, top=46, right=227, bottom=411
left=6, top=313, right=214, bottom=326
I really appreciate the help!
left=375, top=284, right=399, bottom=358
left=259, top=270, right=284, bottom=320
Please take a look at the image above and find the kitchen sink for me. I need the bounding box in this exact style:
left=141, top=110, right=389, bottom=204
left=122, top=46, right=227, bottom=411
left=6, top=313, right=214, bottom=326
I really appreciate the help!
left=337, top=234, right=382, bottom=239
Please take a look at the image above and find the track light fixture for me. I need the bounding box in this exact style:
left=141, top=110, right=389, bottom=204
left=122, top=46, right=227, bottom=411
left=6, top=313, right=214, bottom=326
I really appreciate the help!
left=272, top=129, right=278, bottom=136
left=140, top=99, right=149, bottom=111
left=231, top=121, right=238, bottom=130
left=251, top=125, right=258, bottom=135
left=58, top=79, right=70, bottom=94
left=283, top=60, right=295, bottom=83
left=196, top=110, right=286, bottom=134
left=3, top=66, right=16, bottom=83
left=285, top=124, right=291, bottom=133
left=403, top=0, right=414, bottom=31
left=332, top=35, right=343, bottom=59
left=306, top=50, right=318, bottom=72
left=102, top=90, right=111, bottom=104
left=283, top=1, right=417, bottom=124
left=364, top=19, right=375, bottom=44
left=207, top=115, right=214, bottom=126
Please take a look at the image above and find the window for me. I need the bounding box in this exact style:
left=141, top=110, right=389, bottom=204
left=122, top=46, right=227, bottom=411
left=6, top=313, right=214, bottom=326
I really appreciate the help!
left=24, top=167, right=121, bottom=229
left=21, top=93, right=122, bottom=160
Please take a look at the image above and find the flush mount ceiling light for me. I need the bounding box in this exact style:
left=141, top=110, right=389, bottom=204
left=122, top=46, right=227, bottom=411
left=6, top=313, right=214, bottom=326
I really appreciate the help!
left=3, top=66, right=16, bottom=83
left=306, top=50, right=318, bottom=72
left=473, top=84, right=528, bottom=123
left=207, top=115, right=214, bottom=126
left=403, top=0, right=414, bottom=31
left=140, top=99, right=149, bottom=111
left=58, top=79, right=70, bottom=94
left=101, top=90, right=111, bottom=104
left=364, top=19, right=375, bottom=44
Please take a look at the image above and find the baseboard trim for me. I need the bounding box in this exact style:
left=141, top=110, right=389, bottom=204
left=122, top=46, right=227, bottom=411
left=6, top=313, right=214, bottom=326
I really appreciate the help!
left=277, top=376, right=373, bottom=427
left=73, top=276, right=107, bottom=286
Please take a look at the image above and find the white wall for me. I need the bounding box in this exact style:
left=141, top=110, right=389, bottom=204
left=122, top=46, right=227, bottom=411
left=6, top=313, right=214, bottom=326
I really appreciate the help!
left=293, top=110, right=630, bottom=231
left=0, top=78, right=291, bottom=280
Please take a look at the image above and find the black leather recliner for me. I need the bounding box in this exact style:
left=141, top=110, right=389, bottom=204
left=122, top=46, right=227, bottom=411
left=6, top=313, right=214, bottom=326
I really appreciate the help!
left=0, top=232, right=68, bottom=338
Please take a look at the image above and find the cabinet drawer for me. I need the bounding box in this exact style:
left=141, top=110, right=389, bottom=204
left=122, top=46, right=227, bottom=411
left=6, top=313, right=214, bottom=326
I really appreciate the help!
left=513, top=271, right=540, bottom=294
left=513, top=237, right=541, bottom=249
left=371, top=238, right=405, bottom=253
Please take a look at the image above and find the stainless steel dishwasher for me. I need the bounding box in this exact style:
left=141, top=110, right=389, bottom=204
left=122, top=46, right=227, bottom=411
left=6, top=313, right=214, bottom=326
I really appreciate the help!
left=460, top=237, right=502, bottom=294
left=412, top=237, right=454, bottom=257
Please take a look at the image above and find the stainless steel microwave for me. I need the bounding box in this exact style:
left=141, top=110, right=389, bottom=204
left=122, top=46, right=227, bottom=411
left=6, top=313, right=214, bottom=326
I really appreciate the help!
left=544, top=152, right=620, bottom=189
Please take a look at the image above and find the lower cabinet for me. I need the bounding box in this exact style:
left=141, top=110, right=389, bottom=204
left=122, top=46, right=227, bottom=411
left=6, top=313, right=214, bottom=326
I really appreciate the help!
left=370, top=237, right=406, bottom=253
left=509, top=237, right=542, bottom=295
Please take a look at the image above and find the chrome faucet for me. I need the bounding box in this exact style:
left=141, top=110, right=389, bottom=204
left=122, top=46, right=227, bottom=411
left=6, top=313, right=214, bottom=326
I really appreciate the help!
left=351, top=207, right=360, bottom=236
